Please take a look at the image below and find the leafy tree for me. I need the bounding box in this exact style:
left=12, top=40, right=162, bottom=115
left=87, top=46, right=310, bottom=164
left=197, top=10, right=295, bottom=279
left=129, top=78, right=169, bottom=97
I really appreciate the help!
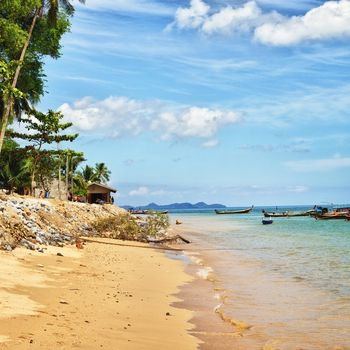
left=9, top=108, right=78, bottom=194
left=77, top=164, right=97, bottom=183
left=0, top=0, right=85, bottom=153
left=0, top=137, right=31, bottom=193
left=94, top=162, right=111, bottom=184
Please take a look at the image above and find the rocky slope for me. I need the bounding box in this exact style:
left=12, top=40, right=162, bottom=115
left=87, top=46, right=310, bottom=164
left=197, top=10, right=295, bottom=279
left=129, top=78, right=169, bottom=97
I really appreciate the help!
left=0, top=194, right=126, bottom=252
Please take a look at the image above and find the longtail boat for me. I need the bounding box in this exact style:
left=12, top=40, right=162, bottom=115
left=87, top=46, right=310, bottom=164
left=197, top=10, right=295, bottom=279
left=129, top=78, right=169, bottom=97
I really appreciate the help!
left=312, top=212, right=349, bottom=220
left=262, top=209, right=315, bottom=218
left=129, top=209, right=168, bottom=215
left=215, top=206, right=253, bottom=214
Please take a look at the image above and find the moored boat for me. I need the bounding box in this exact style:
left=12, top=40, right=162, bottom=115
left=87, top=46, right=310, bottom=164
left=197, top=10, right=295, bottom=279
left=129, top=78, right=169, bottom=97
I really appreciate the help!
left=215, top=206, right=254, bottom=214
left=262, top=217, right=273, bottom=225
left=262, top=209, right=315, bottom=218
left=313, top=212, right=349, bottom=220
left=129, top=209, right=168, bottom=215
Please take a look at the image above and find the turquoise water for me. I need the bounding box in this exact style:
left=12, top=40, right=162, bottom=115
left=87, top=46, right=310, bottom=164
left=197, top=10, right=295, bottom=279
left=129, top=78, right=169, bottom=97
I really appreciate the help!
left=170, top=206, right=350, bottom=349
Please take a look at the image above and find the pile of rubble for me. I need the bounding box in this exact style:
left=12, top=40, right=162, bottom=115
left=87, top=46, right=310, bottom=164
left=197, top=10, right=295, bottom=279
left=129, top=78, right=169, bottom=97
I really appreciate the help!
left=0, top=194, right=126, bottom=252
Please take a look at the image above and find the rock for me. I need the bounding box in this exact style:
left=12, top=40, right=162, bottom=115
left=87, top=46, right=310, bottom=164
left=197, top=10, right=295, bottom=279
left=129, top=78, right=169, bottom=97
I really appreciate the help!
left=21, top=239, right=36, bottom=250
left=56, top=252, right=64, bottom=257
left=59, top=300, right=69, bottom=304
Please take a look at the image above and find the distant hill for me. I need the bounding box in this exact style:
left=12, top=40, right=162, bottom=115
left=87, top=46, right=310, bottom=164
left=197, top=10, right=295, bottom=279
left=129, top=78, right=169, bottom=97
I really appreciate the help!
left=122, top=202, right=226, bottom=210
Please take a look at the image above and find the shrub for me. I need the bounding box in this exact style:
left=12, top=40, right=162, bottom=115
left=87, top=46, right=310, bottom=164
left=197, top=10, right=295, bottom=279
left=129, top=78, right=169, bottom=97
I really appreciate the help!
left=91, top=212, right=170, bottom=242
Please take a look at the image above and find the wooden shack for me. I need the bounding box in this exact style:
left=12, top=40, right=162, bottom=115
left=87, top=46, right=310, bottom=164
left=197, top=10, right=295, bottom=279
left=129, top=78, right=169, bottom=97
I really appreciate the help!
left=87, top=183, right=117, bottom=204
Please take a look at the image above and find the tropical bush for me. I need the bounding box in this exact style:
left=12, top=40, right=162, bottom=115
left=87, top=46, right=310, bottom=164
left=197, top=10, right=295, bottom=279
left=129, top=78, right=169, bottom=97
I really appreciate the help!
left=91, top=212, right=170, bottom=242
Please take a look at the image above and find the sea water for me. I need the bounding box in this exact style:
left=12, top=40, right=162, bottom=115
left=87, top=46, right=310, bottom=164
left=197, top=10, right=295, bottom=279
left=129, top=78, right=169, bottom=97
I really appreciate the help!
left=170, top=206, right=350, bottom=350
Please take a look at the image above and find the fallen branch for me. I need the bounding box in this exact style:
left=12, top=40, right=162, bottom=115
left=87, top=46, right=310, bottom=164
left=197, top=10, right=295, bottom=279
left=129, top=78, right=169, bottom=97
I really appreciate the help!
left=148, top=234, right=191, bottom=244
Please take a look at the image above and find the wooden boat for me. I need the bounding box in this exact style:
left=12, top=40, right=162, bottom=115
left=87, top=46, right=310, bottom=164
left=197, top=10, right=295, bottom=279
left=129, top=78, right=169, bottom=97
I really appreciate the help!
left=262, top=209, right=315, bottom=218
left=215, top=206, right=253, bottom=214
left=262, top=217, right=273, bottom=225
left=129, top=209, right=149, bottom=215
left=129, top=209, right=168, bottom=215
left=313, top=212, right=349, bottom=220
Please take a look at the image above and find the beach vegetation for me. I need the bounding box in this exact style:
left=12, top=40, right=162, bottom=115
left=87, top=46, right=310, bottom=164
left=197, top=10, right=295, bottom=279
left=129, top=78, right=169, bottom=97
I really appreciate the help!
left=9, top=108, right=78, bottom=195
left=0, top=137, right=31, bottom=193
left=0, top=0, right=116, bottom=201
left=92, top=212, right=170, bottom=242
left=0, top=0, right=84, bottom=154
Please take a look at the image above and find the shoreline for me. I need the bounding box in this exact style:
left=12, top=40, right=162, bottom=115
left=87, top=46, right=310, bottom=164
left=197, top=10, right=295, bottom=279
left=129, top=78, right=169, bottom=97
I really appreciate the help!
left=170, top=213, right=350, bottom=350
left=0, top=237, right=199, bottom=349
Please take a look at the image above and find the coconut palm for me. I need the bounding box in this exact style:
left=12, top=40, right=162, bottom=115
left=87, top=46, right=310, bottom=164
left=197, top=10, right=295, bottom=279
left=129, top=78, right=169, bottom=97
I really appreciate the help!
left=94, top=162, right=111, bottom=184
left=77, top=165, right=97, bottom=183
left=0, top=0, right=85, bottom=153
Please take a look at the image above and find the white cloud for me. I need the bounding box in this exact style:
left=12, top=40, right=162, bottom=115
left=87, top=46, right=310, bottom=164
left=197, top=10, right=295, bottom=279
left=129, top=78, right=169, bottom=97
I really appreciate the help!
left=172, top=0, right=210, bottom=30
left=202, top=1, right=272, bottom=35
left=129, top=186, right=149, bottom=196
left=128, top=186, right=171, bottom=197
left=255, top=0, right=350, bottom=45
left=284, top=156, right=350, bottom=172
left=152, top=107, right=240, bottom=139
left=171, top=0, right=350, bottom=46
left=59, top=96, right=241, bottom=142
left=287, top=185, right=309, bottom=193
left=202, top=139, right=219, bottom=148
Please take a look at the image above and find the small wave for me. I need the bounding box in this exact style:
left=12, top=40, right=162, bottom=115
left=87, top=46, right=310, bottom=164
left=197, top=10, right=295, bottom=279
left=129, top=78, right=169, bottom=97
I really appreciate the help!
left=214, top=305, right=252, bottom=334
left=196, top=266, right=213, bottom=280
left=185, top=251, right=204, bottom=266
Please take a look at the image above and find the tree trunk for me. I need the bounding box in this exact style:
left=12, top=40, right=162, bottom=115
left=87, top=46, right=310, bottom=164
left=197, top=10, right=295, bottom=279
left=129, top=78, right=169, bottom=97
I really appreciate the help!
left=30, top=170, right=36, bottom=197
left=71, top=157, right=74, bottom=195
left=66, top=154, right=69, bottom=200
left=58, top=155, right=62, bottom=200
left=0, top=8, right=40, bottom=154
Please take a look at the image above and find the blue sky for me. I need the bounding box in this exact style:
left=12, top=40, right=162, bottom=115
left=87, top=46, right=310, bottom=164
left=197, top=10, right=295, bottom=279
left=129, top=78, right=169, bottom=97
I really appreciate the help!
left=40, top=0, right=350, bottom=206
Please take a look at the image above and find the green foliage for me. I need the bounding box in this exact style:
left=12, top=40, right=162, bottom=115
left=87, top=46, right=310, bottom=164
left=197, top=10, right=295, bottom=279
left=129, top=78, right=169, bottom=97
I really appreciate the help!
left=91, top=212, right=170, bottom=242
left=144, top=212, right=170, bottom=237
left=72, top=175, right=88, bottom=196
left=0, top=0, right=81, bottom=154
left=94, top=162, right=111, bottom=183
left=92, top=214, right=142, bottom=241
left=36, top=152, right=59, bottom=191
left=0, top=60, right=25, bottom=99
left=73, top=162, right=112, bottom=196
left=11, top=108, right=78, bottom=145
left=8, top=108, right=78, bottom=192
left=77, top=164, right=97, bottom=183
left=0, top=137, right=31, bottom=192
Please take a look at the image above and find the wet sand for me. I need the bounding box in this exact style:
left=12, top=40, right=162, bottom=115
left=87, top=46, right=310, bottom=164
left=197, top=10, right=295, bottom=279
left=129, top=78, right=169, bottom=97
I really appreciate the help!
left=0, top=238, right=199, bottom=349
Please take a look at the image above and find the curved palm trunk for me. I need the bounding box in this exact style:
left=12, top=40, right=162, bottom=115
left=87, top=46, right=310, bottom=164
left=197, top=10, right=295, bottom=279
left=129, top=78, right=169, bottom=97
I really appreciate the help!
left=0, top=8, right=41, bottom=154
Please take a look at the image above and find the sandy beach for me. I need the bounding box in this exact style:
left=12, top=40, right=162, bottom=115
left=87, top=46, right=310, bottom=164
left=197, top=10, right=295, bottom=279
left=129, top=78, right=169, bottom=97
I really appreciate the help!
left=0, top=238, right=199, bottom=349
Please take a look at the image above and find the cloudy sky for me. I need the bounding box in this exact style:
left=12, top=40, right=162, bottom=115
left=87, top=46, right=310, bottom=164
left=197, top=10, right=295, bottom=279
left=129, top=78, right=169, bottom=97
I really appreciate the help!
left=41, top=0, right=350, bottom=206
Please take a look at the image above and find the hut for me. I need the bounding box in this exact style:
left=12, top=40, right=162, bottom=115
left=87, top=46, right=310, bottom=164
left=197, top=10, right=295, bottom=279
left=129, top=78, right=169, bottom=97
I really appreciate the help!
left=87, top=183, right=117, bottom=204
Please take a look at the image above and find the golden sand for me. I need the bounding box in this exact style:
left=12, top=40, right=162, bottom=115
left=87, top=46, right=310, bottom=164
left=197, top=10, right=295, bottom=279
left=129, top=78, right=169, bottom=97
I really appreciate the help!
left=0, top=239, right=199, bottom=349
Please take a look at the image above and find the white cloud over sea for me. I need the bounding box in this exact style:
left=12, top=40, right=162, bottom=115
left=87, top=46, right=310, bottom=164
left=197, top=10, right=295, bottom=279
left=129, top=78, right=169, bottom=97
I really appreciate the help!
left=59, top=96, right=241, bottom=143
left=284, top=156, right=350, bottom=172
left=170, top=0, right=350, bottom=46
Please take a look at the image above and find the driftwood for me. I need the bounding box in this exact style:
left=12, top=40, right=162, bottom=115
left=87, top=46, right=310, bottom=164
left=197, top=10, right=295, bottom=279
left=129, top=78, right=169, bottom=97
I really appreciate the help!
left=147, top=234, right=191, bottom=244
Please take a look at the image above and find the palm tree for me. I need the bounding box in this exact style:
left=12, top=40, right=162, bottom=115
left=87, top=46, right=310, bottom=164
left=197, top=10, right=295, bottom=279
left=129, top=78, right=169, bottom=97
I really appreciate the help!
left=0, top=140, right=31, bottom=193
left=94, top=162, right=111, bottom=184
left=0, top=0, right=85, bottom=154
left=77, top=165, right=97, bottom=183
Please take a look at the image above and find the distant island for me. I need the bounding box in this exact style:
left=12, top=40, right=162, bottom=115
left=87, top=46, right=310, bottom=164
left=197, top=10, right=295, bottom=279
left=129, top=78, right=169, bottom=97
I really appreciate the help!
left=122, top=202, right=227, bottom=210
